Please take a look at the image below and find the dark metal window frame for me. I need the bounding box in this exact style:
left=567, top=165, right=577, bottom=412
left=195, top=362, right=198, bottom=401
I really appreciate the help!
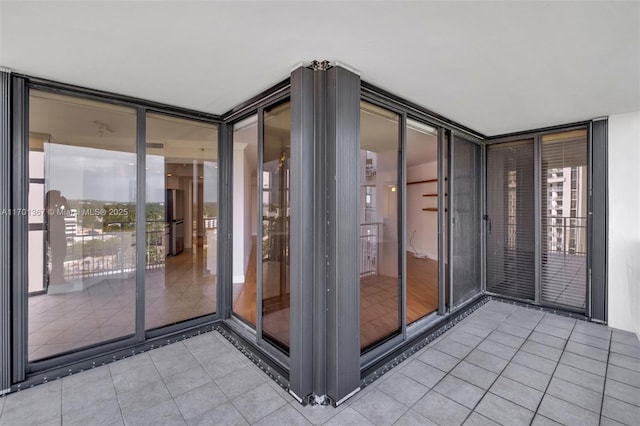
left=219, top=84, right=293, bottom=374
left=10, top=74, right=225, bottom=382
left=483, top=122, right=605, bottom=318
left=1, top=67, right=608, bottom=402
left=359, top=85, right=486, bottom=371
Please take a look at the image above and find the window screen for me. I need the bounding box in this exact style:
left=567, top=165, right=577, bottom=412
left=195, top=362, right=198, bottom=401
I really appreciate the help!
left=541, top=130, right=588, bottom=311
left=486, top=140, right=535, bottom=301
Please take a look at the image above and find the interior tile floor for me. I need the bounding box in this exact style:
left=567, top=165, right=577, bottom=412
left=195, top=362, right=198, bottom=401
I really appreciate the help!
left=2, top=300, right=639, bottom=426
left=28, top=248, right=217, bottom=361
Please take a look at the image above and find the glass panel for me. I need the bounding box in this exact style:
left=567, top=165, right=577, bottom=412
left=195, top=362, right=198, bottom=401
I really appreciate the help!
left=145, top=113, right=218, bottom=330
left=28, top=230, right=45, bottom=293
left=405, top=119, right=439, bottom=324
left=486, top=140, right=535, bottom=301
left=541, top=129, right=588, bottom=310
left=28, top=90, right=137, bottom=361
left=451, top=136, right=482, bottom=306
left=262, top=102, right=291, bottom=351
left=232, top=115, right=258, bottom=326
left=28, top=183, right=45, bottom=224
left=360, top=101, right=400, bottom=351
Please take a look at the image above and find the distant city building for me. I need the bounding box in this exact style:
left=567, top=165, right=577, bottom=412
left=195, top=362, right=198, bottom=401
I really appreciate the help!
left=546, top=167, right=587, bottom=255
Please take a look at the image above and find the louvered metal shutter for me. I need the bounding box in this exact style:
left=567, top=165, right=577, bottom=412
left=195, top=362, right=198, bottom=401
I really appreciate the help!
left=486, top=140, right=535, bottom=301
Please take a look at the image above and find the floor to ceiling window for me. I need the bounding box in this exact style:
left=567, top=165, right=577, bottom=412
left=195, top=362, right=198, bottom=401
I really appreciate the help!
left=6, top=66, right=605, bottom=404
left=405, top=119, right=441, bottom=324
left=541, top=129, right=588, bottom=311
left=27, top=90, right=137, bottom=361
left=486, top=140, right=535, bottom=301
left=261, top=101, right=292, bottom=351
left=359, top=101, right=401, bottom=351
left=144, top=113, right=218, bottom=330
left=231, top=115, right=258, bottom=327
left=485, top=128, right=589, bottom=313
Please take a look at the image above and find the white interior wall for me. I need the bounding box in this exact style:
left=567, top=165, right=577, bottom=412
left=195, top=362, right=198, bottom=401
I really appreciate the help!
left=232, top=144, right=247, bottom=283
left=608, top=111, right=640, bottom=337
left=378, top=167, right=399, bottom=278
left=407, top=161, right=439, bottom=260
left=251, top=184, right=258, bottom=237
left=243, top=149, right=252, bottom=272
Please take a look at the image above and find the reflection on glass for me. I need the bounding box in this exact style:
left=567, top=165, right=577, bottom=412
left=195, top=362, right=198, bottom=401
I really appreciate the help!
left=262, top=102, right=291, bottom=351
left=145, top=113, right=218, bottom=330
left=360, top=101, right=401, bottom=351
left=541, top=130, right=588, bottom=310
left=232, top=115, right=258, bottom=326
left=405, top=119, right=440, bottom=324
left=28, top=90, right=137, bottom=360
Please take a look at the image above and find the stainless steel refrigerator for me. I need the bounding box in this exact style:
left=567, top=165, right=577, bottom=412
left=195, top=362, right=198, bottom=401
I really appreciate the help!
left=166, top=189, right=185, bottom=256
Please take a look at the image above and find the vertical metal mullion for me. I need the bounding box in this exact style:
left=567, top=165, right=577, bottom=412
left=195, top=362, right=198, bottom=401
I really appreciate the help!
left=591, top=118, right=608, bottom=322
left=586, top=122, right=593, bottom=318
left=447, top=131, right=454, bottom=311
left=217, top=123, right=232, bottom=319
left=534, top=135, right=542, bottom=304
left=399, top=113, right=406, bottom=337
left=135, top=108, right=146, bottom=341
left=0, top=69, right=14, bottom=391
left=313, top=69, right=327, bottom=398
left=256, top=108, right=264, bottom=342
left=437, top=128, right=446, bottom=315
left=11, top=75, right=27, bottom=383
left=480, top=144, right=487, bottom=293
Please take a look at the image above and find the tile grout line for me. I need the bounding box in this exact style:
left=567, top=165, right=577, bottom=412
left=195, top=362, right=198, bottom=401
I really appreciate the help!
left=529, top=315, right=578, bottom=426
left=452, top=305, right=545, bottom=423
left=107, top=363, right=126, bottom=426
left=378, top=307, right=496, bottom=418
left=456, top=303, right=546, bottom=425
left=150, top=345, right=193, bottom=426
left=182, top=335, right=255, bottom=426
left=401, top=315, right=487, bottom=403
left=599, top=329, right=613, bottom=426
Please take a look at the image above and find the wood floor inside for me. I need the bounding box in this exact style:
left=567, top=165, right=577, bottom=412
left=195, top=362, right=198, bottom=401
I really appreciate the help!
left=232, top=242, right=439, bottom=350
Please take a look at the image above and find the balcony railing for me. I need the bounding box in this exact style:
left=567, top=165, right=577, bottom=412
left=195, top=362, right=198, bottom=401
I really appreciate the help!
left=543, top=216, right=587, bottom=256
left=58, top=219, right=217, bottom=282
left=360, top=223, right=380, bottom=277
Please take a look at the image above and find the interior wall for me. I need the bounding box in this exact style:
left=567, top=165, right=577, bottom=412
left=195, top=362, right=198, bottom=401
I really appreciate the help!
left=243, top=149, right=252, bottom=272
left=608, top=111, right=640, bottom=337
left=407, top=161, right=438, bottom=260
left=232, top=144, right=247, bottom=283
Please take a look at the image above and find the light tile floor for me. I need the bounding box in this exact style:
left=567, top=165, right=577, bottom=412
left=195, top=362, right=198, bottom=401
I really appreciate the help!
left=1, top=300, right=639, bottom=425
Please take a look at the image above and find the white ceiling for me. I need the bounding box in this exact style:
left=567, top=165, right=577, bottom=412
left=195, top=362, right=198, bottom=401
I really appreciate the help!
left=1, top=1, right=638, bottom=136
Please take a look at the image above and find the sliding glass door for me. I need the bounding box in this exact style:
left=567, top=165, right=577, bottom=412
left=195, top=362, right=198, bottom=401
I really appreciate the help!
left=261, top=101, right=292, bottom=351
left=232, top=115, right=258, bottom=326
left=359, top=101, right=401, bottom=352
left=541, top=130, right=588, bottom=311
left=485, top=128, right=589, bottom=313
left=27, top=91, right=138, bottom=361
left=230, top=100, right=292, bottom=354
left=486, top=140, right=535, bottom=301
left=405, top=119, right=441, bottom=324
left=25, top=88, right=220, bottom=364
left=145, top=114, right=218, bottom=331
